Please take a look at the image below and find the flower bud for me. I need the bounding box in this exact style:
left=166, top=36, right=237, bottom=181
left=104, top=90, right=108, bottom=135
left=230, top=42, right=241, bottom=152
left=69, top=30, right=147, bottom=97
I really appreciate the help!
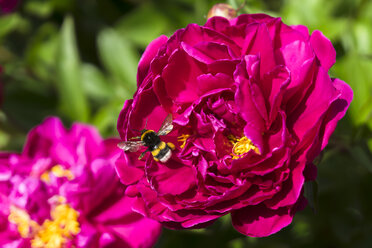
left=207, top=3, right=237, bottom=20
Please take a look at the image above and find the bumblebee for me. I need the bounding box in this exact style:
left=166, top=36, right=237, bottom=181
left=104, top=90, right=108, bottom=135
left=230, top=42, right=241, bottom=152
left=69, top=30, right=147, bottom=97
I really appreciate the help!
left=118, top=114, right=175, bottom=163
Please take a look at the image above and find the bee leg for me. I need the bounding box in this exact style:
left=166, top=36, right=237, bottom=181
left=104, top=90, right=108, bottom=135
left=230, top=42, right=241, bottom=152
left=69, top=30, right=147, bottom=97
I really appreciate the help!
left=153, top=157, right=159, bottom=162
left=167, top=142, right=175, bottom=150
left=130, top=136, right=141, bottom=140
left=138, top=149, right=149, bottom=160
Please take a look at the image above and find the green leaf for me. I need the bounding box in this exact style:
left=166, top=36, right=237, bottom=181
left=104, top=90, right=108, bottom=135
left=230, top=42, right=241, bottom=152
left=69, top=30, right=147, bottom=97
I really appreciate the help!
left=228, top=238, right=245, bottom=248
left=25, top=23, right=59, bottom=81
left=304, top=180, right=318, bottom=213
left=115, top=3, right=169, bottom=48
left=2, top=77, right=59, bottom=132
left=292, top=217, right=311, bottom=240
left=332, top=53, right=372, bottom=128
left=92, top=100, right=123, bottom=137
left=0, top=14, right=27, bottom=38
left=0, top=111, right=10, bottom=149
left=350, top=145, right=372, bottom=174
left=281, top=0, right=346, bottom=40
left=359, top=0, right=372, bottom=20
left=24, top=0, right=74, bottom=16
left=24, top=1, right=53, bottom=18
left=282, top=0, right=332, bottom=25
left=81, top=63, right=113, bottom=101
left=56, top=16, right=89, bottom=122
left=352, top=20, right=372, bottom=55
left=97, top=28, right=138, bottom=96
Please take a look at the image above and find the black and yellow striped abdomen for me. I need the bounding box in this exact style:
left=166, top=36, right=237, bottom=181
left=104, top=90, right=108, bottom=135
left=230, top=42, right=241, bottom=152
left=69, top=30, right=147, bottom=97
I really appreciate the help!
left=151, top=142, right=167, bottom=161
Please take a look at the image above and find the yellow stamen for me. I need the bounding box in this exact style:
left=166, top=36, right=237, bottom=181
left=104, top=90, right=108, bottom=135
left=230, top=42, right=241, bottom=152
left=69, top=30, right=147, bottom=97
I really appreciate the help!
left=229, top=136, right=260, bottom=159
left=31, top=199, right=80, bottom=248
left=8, top=197, right=80, bottom=248
left=51, top=165, right=74, bottom=180
left=41, top=165, right=74, bottom=183
left=40, top=172, right=51, bottom=183
left=177, top=134, right=190, bottom=149
left=227, top=134, right=237, bottom=144
left=8, top=206, right=38, bottom=238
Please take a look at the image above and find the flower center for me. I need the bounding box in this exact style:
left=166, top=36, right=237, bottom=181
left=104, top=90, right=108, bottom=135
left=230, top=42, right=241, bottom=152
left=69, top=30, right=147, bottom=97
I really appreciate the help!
left=41, top=165, right=74, bottom=183
left=8, top=197, right=80, bottom=248
left=31, top=201, right=80, bottom=248
left=229, top=135, right=260, bottom=159
left=177, top=134, right=190, bottom=149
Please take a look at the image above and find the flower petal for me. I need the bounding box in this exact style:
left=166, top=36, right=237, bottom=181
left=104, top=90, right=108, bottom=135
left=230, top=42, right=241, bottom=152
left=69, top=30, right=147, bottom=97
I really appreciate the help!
left=138, top=35, right=168, bottom=86
left=146, top=159, right=197, bottom=196
left=162, top=49, right=205, bottom=103
left=231, top=204, right=293, bottom=237
left=288, top=67, right=339, bottom=146
left=115, top=153, right=144, bottom=185
left=310, top=30, right=336, bottom=71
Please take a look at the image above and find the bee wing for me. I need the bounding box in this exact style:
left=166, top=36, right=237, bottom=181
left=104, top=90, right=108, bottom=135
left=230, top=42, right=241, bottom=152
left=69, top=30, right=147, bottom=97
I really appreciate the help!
left=117, top=140, right=144, bottom=152
left=157, top=114, right=173, bottom=136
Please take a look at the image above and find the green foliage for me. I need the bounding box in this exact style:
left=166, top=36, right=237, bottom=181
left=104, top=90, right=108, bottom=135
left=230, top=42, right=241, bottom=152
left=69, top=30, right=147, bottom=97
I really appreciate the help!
left=115, top=3, right=170, bottom=47
left=1, top=0, right=372, bottom=247
left=97, top=28, right=138, bottom=98
left=333, top=54, right=372, bottom=128
left=56, top=16, right=89, bottom=122
left=0, top=13, right=28, bottom=38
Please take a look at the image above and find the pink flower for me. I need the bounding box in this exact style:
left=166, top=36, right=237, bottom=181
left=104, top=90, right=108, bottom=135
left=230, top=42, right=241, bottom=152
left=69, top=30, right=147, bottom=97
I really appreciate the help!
left=0, top=0, right=18, bottom=13
left=0, top=117, right=161, bottom=247
left=116, top=14, right=353, bottom=237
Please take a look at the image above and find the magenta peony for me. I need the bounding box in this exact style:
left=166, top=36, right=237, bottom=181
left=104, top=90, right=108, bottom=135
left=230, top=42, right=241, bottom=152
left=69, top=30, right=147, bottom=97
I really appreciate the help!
left=0, top=117, right=161, bottom=247
left=116, top=14, right=353, bottom=237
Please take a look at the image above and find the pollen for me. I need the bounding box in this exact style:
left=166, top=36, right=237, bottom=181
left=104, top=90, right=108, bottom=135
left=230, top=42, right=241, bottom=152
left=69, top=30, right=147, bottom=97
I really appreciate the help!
left=229, top=135, right=260, bottom=159
left=8, top=197, right=80, bottom=248
left=8, top=206, right=38, bottom=238
left=177, top=134, right=190, bottom=149
left=40, top=172, right=50, bottom=182
left=41, top=165, right=74, bottom=183
left=51, top=165, right=74, bottom=180
left=31, top=200, right=80, bottom=248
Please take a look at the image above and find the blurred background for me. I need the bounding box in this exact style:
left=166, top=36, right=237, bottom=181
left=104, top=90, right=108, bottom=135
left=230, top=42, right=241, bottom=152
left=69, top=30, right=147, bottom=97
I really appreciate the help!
left=1, top=0, right=372, bottom=247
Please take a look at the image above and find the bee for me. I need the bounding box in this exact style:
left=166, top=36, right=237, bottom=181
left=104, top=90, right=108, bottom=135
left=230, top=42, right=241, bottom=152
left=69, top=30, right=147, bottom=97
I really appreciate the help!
left=118, top=114, right=175, bottom=163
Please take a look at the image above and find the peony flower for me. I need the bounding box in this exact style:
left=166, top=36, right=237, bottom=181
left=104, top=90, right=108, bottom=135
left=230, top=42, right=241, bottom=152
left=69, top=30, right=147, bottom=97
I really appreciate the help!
left=116, top=14, right=353, bottom=237
left=0, top=0, right=18, bottom=13
left=0, top=117, right=161, bottom=247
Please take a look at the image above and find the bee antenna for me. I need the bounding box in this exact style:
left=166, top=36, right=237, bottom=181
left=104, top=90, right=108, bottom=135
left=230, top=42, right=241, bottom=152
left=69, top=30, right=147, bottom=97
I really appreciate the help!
left=130, top=128, right=141, bottom=133
left=129, top=118, right=148, bottom=133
